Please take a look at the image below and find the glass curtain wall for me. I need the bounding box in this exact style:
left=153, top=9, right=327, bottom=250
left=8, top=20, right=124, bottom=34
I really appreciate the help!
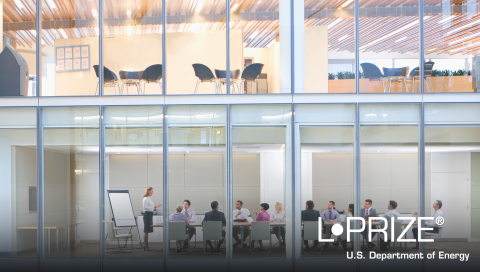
left=166, top=1, right=227, bottom=95
left=425, top=103, right=480, bottom=258
left=41, top=107, right=100, bottom=259
left=165, top=105, right=227, bottom=261
left=230, top=105, right=291, bottom=259
left=102, top=106, right=163, bottom=259
left=359, top=104, right=421, bottom=261
left=1, top=1, right=37, bottom=97
left=40, top=1, right=100, bottom=96
left=303, top=1, right=355, bottom=93
left=359, top=1, right=420, bottom=93
left=295, top=104, right=356, bottom=258
left=0, top=108, right=37, bottom=258
left=424, top=1, right=479, bottom=93
left=103, top=0, right=164, bottom=96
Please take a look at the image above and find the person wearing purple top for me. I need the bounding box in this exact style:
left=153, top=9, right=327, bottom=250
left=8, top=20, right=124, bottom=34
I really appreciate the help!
left=252, top=203, right=271, bottom=252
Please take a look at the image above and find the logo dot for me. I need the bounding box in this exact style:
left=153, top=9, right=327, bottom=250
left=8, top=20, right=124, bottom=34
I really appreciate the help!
left=331, top=224, right=343, bottom=236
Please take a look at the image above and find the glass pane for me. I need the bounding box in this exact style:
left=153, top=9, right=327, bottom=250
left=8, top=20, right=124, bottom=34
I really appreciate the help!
left=359, top=1, right=420, bottom=93
left=425, top=1, right=478, bottom=93
left=424, top=103, right=480, bottom=258
left=303, top=0, right=355, bottom=93
left=1, top=1, right=37, bottom=96
left=166, top=0, right=226, bottom=95
left=41, top=0, right=100, bottom=96
left=103, top=0, right=164, bottom=96
left=231, top=105, right=291, bottom=259
left=295, top=104, right=355, bottom=258
left=230, top=0, right=288, bottom=94
left=103, top=106, right=163, bottom=259
left=359, top=104, right=421, bottom=262
left=0, top=108, right=37, bottom=258
left=42, top=107, right=100, bottom=258
left=166, top=105, right=227, bottom=260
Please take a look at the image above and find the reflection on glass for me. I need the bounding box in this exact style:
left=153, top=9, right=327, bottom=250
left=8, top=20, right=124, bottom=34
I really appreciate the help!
left=103, top=106, right=163, bottom=258
left=0, top=1, right=37, bottom=96
left=360, top=104, right=420, bottom=257
left=359, top=1, right=420, bottom=93
left=0, top=108, right=37, bottom=258
left=166, top=106, right=227, bottom=259
left=103, top=1, right=164, bottom=96
left=231, top=105, right=291, bottom=258
left=303, top=0, right=355, bottom=93
left=42, top=107, right=100, bottom=258
left=425, top=103, right=480, bottom=257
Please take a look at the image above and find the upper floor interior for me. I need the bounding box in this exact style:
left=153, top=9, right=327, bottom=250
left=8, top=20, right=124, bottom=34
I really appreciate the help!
left=1, top=0, right=480, bottom=98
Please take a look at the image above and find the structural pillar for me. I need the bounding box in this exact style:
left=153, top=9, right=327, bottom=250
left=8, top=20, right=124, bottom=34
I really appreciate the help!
left=0, top=0, right=4, bottom=50
left=279, top=0, right=304, bottom=93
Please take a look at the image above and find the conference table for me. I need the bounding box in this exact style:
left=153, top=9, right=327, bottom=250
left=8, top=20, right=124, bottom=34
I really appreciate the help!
left=17, top=221, right=82, bottom=254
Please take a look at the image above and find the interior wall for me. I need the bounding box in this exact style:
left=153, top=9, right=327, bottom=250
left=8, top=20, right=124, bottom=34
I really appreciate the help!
left=471, top=152, right=480, bottom=239
left=304, top=26, right=328, bottom=93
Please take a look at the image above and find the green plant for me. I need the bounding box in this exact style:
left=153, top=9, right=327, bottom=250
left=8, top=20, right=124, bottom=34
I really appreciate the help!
left=344, top=71, right=355, bottom=79
left=328, top=73, right=335, bottom=80
left=337, top=71, right=346, bottom=79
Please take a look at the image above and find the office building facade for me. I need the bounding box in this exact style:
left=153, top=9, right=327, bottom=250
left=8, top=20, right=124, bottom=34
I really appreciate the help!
left=0, top=1, right=479, bottom=271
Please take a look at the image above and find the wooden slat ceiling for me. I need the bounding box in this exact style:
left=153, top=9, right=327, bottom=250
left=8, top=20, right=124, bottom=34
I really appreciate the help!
left=3, top=0, right=480, bottom=57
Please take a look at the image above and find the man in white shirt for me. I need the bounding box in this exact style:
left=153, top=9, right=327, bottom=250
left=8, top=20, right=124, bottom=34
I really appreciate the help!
left=379, top=200, right=401, bottom=252
left=182, top=199, right=197, bottom=249
left=233, top=200, right=250, bottom=248
left=412, top=200, right=444, bottom=250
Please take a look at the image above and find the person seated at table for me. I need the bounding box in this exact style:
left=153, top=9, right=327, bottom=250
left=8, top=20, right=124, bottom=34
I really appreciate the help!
left=411, top=200, right=444, bottom=250
left=341, top=204, right=354, bottom=252
left=251, top=203, right=270, bottom=252
left=360, top=199, right=379, bottom=249
left=169, top=204, right=190, bottom=253
left=271, top=202, right=286, bottom=247
left=320, top=201, right=342, bottom=248
left=301, top=200, right=321, bottom=251
left=182, top=199, right=196, bottom=250
left=378, top=200, right=401, bottom=252
left=233, top=200, right=250, bottom=249
left=202, top=201, right=226, bottom=253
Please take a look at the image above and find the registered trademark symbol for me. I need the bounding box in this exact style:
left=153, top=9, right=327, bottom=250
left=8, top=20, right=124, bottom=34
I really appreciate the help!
left=435, top=216, right=444, bottom=226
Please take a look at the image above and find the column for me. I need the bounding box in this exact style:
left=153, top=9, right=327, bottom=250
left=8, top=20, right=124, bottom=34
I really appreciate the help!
left=0, top=0, right=3, bottom=50
left=279, top=0, right=304, bottom=93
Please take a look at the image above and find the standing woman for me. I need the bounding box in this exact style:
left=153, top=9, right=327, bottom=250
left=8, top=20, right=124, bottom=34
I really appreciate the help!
left=271, top=202, right=286, bottom=247
left=143, top=187, right=162, bottom=251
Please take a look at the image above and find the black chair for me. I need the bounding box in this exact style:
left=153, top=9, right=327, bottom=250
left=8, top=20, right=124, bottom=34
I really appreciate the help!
left=408, top=61, right=435, bottom=92
left=93, top=65, right=119, bottom=95
left=142, top=64, right=162, bottom=94
left=360, top=63, right=386, bottom=93
left=241, top=63, right=264, bottom=93
left=383, top=67, right=409, bottom=92
left=214, top=69, right=241, bottom=94
left=192, top=64, right=218, bottom=94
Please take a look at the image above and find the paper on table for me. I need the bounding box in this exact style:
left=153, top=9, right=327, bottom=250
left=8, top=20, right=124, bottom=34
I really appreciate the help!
left=246, top=217, right=254, bottom=223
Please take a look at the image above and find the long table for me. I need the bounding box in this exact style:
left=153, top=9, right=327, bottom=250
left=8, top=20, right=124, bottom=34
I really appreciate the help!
left=17, top=222, right=81, bottom=254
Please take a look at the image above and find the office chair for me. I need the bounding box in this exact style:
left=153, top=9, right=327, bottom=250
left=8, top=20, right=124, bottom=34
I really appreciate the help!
left=383, top=67, right=409, bottom=92
left=142, top=64, right=163, bottom=94
left=241, top=63, right=264, bottom=93
left=168, top=222, right=189, bottom=255
left=250, top=221, right=272, bottom=254
left=214, top=69, right=241, bottom=93
left=408, top=61, right=435, bottom=92
left=106, top=221, right=133, bottom=253
left=93, top=65, right=119, bottom=95
left=192, top=64, right=218, bottom=94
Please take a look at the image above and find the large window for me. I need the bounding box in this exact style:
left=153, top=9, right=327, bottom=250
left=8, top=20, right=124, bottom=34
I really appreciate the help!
left=295, top=104, right=356, bottom=257
left=102, top=106, right=163, bottom=260
left=0, top=107, right=37, bottom=258
left=230, top=105, right=292, bottom=258
left=425, top=103, right=480, bottom=258
left=166, top=105, right=227, bottom=262
left=424, top=1, right=478, bottom=93
left=359, top=104, right=421, bottom=259
left=42, top=107, right=100, bottom=258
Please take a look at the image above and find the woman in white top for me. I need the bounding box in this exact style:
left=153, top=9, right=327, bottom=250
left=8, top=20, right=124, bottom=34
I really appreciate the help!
left=270, top=202, right=286, bottom=247
left=143, top=187, right=162, bottom=251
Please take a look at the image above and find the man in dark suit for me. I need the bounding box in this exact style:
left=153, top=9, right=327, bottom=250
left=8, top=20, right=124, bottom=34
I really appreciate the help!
left=360, top=199, right=379, bottom=248
left=301, top=200, right=321, bottom=251
left=202, top=201, right=226, bottom=253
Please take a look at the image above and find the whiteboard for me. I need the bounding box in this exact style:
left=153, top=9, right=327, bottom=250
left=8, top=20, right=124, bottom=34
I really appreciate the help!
left=108, top=190, right=137, bottom=227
